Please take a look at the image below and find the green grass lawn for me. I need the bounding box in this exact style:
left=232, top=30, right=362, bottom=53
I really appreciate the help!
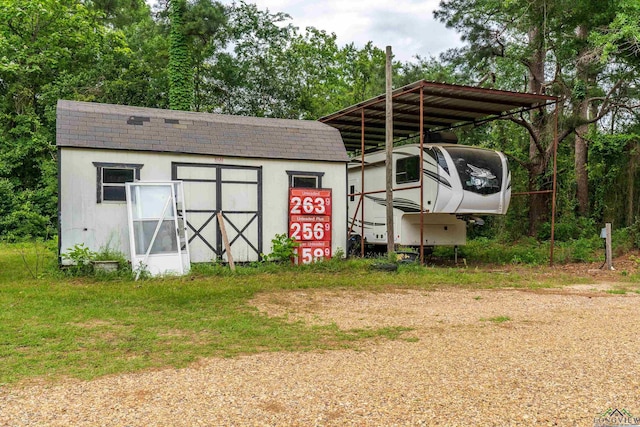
left=0, top=242, right=629, bottom=386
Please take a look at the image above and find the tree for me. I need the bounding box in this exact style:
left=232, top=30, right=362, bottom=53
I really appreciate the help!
left=0, top=0, right=114, bottom=238
left=168, top=0, right=193, bottom=110
left=160, top=0, right=226, bottom=111
left=202, top=2, right=392, bottom=119
left=0, top=0, right=157, bottom=238
left=435, top=0, right=640, bottom=234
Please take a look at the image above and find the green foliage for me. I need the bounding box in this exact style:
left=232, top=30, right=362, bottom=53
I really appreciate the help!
left=588, top=130, right=640, bottom=227
left=536, top=217, right=597, bottom=242
left=61, top=243, right=97, bottom=275
left=588, top=0, right=640, bottom=63
left=434, top=0, right=640, bottom=234
left=0, top=0, right=153, bottom=240
left=207, top=2, right=392, bottom=119
left=264, top=233, right=299, bottom=263
left=12, top=238, right=58, bottom=279
left=567, top=238, right=598, bottom=263
left=613, top=219, right=640, bottom=252
left=441, top=236, right=607, bottom=265
left=59, top=242, right=130, bottom=278
left=168, top=0, right=193, bottom=110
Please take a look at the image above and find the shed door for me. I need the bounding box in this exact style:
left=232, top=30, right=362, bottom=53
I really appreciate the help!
left=172, top=163, right=262, bottom=263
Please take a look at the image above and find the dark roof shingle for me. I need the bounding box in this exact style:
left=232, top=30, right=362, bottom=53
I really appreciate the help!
left=57, top=100, right=348, bottom=162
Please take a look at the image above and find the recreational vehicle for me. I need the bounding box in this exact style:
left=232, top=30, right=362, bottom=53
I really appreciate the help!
left=348, top=143, right=511, bottom=251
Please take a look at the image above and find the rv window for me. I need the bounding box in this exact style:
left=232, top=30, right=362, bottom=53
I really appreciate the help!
left=93, top=162, right=143, bottom=203
left=446, top=147, right=502, bottom=195
left=396, top=156, right=420, bottom=184
left=434, top=148, right=449, bottom=174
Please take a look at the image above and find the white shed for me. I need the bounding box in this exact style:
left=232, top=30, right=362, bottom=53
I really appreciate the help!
left=56, top=100, right=348, bottom=267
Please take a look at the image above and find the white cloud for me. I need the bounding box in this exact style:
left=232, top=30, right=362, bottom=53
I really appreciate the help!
left=230, top=0, right=463, bottom=62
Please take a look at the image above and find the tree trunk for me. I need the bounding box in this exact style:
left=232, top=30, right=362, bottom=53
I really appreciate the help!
left=526, top=26, right=550, bottom=237
left=627, top=142, right=638, bottom=226
left=575, top=103, right=589, bottom=217
left=575, top=24, right=593, bottom=217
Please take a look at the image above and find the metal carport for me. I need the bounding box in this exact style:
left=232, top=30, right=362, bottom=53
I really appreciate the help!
left=319, top=80, right=559, bottom=264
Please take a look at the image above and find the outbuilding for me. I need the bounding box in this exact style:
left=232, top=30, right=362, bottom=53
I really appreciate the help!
left=57, top=100, right=348, bottom=271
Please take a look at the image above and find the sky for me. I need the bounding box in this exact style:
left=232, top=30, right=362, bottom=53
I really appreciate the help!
left=219, top=0, right=464, bottom=63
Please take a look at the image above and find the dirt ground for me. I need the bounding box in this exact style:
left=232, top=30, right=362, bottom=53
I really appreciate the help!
left=1, top=256, right=640, bottom=426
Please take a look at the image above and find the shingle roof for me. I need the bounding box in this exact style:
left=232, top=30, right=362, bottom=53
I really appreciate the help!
left=56, top=100, right=348, bottom=162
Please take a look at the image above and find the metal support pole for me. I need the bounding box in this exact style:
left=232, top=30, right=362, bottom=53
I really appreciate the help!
left=360, top=107, right=366, bottom=257
left=419, top=84, right=425, bottom=265
left=348, top=196, right=362, bottom=238
left=550, top=106, right=559, bottom=266
left=385, top=46, right=394, bottom=255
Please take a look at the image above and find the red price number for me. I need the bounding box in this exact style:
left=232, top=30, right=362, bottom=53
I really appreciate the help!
left=289, top=196, right=331, bottom=215
left=289, top=222, right=331, bottom=241
left=298, top=247, right=331, bottom=263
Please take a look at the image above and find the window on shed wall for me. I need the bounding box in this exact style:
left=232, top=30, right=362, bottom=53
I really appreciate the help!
left=287, top=171, right=324, bottom=188
left=93, top=162, right=143, bottom=203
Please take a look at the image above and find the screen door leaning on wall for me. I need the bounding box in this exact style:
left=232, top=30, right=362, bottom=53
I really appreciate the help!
left=126, top=182, right=190, bottom=278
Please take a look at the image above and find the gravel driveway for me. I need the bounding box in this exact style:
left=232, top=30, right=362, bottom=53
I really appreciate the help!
left=2, top=284, right=640, bottom=426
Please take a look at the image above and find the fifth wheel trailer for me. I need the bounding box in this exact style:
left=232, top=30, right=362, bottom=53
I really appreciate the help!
left=348, top=143, right=511, bottom=250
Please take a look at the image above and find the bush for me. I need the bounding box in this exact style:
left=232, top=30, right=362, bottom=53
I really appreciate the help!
left=0, top=202, right=52, bottom=242
left=61, top=243, right=130, bottom=278
left=61, top=243, right=96, bottom=275
left=263, top=233, right=299, bottom=263
left=456, top=238, right=548, bottom=265
left=628, top=217, right=640, bottom=249
left=568, top=238, right=600, bottom=263
left=536, top=217, right=597, bottom=241
left=11, top=238, right=58, bottom=279
left=612, top=226, right=635, bottom=254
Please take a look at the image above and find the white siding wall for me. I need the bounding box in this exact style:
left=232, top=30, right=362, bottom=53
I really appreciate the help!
left=59, top=148, right=347, bottom=263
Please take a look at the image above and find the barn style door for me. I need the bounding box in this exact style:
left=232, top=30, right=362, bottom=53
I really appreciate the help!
left=172, top=162, right=262, bottom=263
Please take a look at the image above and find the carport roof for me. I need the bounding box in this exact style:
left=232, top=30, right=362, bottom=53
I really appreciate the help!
left=319, top=80, right=558, bottom=152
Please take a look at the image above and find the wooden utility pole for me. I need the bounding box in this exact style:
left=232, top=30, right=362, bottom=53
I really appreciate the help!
left=385, top=46, right=394, bottom=255
left=605, top=223, right=613, bottom=271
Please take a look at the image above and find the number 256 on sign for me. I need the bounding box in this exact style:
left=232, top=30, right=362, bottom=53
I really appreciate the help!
left=289, top=215, right=331, bottom=241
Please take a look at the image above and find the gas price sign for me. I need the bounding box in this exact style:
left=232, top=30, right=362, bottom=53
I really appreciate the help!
left=288, top=188, right=332, bottom=264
